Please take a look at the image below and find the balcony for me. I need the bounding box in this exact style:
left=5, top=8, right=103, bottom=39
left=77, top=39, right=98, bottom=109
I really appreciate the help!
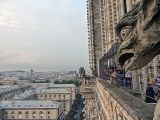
left=80, top=76, right=156, bottom=120
left=97, top=78, right=155, bottom=120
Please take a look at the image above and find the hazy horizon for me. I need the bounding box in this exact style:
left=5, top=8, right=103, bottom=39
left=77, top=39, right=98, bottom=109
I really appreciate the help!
left=0, top=0, right=89, bottom=71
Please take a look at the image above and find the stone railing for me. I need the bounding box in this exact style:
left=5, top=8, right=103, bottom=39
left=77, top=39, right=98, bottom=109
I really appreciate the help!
left=80, top=77, right=156, bottom=120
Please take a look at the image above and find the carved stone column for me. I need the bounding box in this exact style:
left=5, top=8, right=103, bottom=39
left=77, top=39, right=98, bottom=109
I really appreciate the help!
left=120, top=0, right=125, bottom=18
left=153, top=56, right=159, bottom=77
left=126, top=0, right=132, bottom=12
left=132, top=70, right=139, bottom=91
left=80, top=76, right=100, bottom=120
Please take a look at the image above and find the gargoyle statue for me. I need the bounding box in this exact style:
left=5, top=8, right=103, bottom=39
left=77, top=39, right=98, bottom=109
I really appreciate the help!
left=116, top=0, right=160, bottom=120
left=116, top=0, right=160, bottom=70
left=79, top=67, right=86, bottom=78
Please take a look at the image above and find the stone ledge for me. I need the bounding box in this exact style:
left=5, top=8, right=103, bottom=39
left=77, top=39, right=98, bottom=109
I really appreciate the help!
left=97, top=78, right=156, bottom=120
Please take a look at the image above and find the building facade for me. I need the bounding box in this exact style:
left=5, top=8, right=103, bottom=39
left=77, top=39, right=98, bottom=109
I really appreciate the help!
left=0, top=84, right=78, bottom=120
left=87, top=0, right=141, bottom=75
left=80, top=77, right=155, bottom=120
left=0, top=85, right=31, bottom=101
left=35, top=89, right=71, bottom=115
left=47, top=84, right=76, bottom=103
left=87, top=0, right=160, bottom=98
left=10, top=84, right=77, bottom=116
left=0, top=101, right=62, bottom=120
left=84, top=0, right=160, bottom=119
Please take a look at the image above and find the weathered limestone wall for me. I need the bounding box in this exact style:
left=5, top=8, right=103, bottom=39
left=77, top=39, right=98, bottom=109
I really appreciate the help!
left=2, top=108, right=58, bottom=120
left=81, top=77, right=155, bottom=120
left=96, top=78, right=155, bottom=120
left=87, top=0, right=160, bottom=99
left=87, top=0, right=142, bottom=75
left=132, top=55, right=160, bottom=99
left=87, top=0, right=103, bottom=75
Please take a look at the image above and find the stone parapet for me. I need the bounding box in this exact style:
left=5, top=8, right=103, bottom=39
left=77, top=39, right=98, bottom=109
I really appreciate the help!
left=97, top=78, right=155, bottom=120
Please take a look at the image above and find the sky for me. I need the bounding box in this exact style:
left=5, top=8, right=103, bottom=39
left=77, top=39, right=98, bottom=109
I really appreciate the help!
left=0, top=0, right=89, bottom=71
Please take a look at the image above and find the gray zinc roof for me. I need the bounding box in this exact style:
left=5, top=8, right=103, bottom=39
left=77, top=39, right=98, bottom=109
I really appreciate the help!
left=0, top=85, right=28, bottom=94
left=35, top=89, right=71, bottom=94
left=48, top=84, right=76, bottom=88
left=0, top=100, right=61, bottom=109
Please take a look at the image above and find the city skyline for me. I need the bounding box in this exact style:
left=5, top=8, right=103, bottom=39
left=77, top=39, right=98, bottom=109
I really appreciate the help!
left=0, top=0, right=89, bottom=71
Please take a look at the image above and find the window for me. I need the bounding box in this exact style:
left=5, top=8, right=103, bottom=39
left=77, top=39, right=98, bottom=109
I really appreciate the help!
left=47, top=111, right=50, bottom=118
left=63, top=95, right=65, bottom=99
left=4, top=111, right=8, bottom=118
left=25, top=111, right=28, bottom=118
left=11, top=111, right=14, bottom=118
left=39, top=111, right=43, bottom=118
left=40, top=95, right=42, bottom=100
left=45, top=95, right=47, bottom=100
left=18, top=111, right=21, bottom=119
left=64, top=101, right=65, bottom=106
left=32, top=111, right=36, bottom=118
left=54, top=95, right=56, bottom=99
left=58, top=95, right=61, bottom=99
left=49, top=95, right=52, bottom=100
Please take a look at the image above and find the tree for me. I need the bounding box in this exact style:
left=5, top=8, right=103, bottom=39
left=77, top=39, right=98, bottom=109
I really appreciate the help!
left=46, top=80, right=51, bottom=83
left=54, top=80, right=60, bottom=84
left=53, top=80, right=80, bottom=86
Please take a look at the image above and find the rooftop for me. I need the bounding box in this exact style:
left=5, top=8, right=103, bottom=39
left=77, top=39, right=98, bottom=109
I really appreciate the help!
left=48, top=83, right=76, bottom=88
left=35, top=89, right=71, bottom=94
left=0, top=85, right=30, bottom=94
left=14, top=91, right=35, bottom=100
left=0, top=100, right=61, bottom=109
left=0, top=85, right=11, bottom=89
left=26, top=83, right=49, bottom=86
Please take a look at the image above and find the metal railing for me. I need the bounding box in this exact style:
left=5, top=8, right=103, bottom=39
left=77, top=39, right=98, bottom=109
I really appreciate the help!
left=99, top=68, right=159, bottom=103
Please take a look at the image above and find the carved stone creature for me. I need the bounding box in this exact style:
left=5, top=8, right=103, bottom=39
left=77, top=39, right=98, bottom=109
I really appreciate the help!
left=116, top=0, right=160, bottom=119
left=116, top=0, right=160, bottom=70
left=79, top=67, right=86, bottom=77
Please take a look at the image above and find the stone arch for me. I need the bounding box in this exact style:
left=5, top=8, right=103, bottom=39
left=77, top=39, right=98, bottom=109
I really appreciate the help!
left=32, top=111, right=36, bottom=118
left=46, top=111, right=50, bottom=118
left=4, top=111, right=8, bottom=119
left=18, top=111, right=21, bottom=119
left=39, top=111, right=43, bottom=118
left=11, top=111, right=14, bottom=118
left=25, top=111, right=28, bottom=118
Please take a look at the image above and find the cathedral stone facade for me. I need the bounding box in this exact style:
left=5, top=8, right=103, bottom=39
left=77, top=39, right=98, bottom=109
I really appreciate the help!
left=84, top=0, right=160, bottom=119
left=87, top=0, right=140, bottom=75
left=87, top=0, right=160, bottom=98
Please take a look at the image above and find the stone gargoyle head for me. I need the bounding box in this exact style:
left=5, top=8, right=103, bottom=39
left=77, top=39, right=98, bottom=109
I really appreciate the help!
left=116, top=0, right=160, bottom=70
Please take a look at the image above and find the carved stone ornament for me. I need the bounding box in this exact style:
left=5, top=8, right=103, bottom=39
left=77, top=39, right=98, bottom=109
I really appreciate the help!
left=79, top=67, right=86, bottom=77
left=116, top=0, right=160, bottom=70
left=85, top=79, right=95, bottom=87
left=115, top=0, right=160, bottom=119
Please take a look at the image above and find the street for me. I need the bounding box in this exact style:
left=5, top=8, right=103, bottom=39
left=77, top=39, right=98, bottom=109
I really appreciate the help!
left=75, top=98, right=83, bottom=120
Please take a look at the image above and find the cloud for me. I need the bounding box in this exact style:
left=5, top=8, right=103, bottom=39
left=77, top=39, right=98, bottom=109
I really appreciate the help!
left=0, top=0, right=89, bottom=71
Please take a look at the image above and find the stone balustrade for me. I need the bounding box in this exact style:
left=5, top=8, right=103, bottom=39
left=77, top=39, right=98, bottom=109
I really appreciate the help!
left=81, top=77, right=156, bottom=120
